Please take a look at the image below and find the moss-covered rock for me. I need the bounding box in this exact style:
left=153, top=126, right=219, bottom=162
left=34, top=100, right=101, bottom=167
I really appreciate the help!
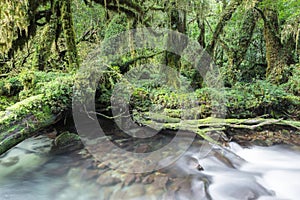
left=50, top=131, right=83, bottom=154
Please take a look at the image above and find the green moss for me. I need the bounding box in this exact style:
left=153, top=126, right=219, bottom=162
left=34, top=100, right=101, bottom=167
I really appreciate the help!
left=35, top=21, right=56, bottom=71
left=53, top=131, right=81, bottom=146
left=104, top=13, right=128, bottom=39
left=51, top=131, right=83, bottom=154
left=61, top=0, right=79, bottom=69
left=144, top=112, right=180, bottom=123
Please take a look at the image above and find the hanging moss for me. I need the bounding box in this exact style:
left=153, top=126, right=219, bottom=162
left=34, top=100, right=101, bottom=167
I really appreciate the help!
left=0, top=0, right=29, bottom=54
left=35, top=17, right=57, bottom=71
left=101, top=13, right=129, bottom=61
left=61, top=0, right=79, bottom=69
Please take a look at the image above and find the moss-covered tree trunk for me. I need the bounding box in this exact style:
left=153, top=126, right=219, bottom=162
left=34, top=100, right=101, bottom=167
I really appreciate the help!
left=61, top=0, right=79, bottom=69
left=207, top=0, right=242, bottom=56
left=0, top=95, right=60, bottom=155
left=226, top=8, right=258, bottom=83
left=262, top=9, right=289, bottom=83
left=163, top=2, right=187, bottom=88
left=197, top=14, right=206, bottom=48
left=35, top=15, right=58, bottom=71
left=230, top=9, right=258, bottom=69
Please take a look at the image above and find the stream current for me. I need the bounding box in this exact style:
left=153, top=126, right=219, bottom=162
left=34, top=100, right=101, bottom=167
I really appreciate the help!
left=0, top=128, right=300, bottom=200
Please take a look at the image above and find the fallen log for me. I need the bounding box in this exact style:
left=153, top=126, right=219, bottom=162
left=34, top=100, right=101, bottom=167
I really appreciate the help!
left=132, top=112, right=300, bottom=144
left=0, top=95, right=61, bottom=155
left=0, top=75, right=74, bottom=155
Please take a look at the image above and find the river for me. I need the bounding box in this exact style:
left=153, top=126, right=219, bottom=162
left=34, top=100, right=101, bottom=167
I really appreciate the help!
left=0, top=131, right=300, bottom=200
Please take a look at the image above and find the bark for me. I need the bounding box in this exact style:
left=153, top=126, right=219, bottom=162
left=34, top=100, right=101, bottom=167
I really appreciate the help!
left=263, top=9, right=286, bottom=83
left=197, top=14, right=206, bottom=48
left=162, top=2, right=188, bottom=88
left=165, top=2, right=187, bottom=70
left=255, top=8, right=293, bottom=83
left=231, top=9, right=259, bottom=69
left=61, top=0, right=79, bottom=68
left=207, top=0, right=243, bottom=56
left=223, top=8, right=259, bottom=83
left=36, top=17, right=58, bottom=71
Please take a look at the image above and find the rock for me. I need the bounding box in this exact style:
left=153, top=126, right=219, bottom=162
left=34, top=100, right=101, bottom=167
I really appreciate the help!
left=83, top=169, right=99, bottom=180
left=123, top=174, right=136, bottom=186
left=142, top=174, right=155, bottom=184
left=0, top=156, right=19, bottom=167
left=125, top=184, right=145, bottom=198
left=135, top=144, right=151, bottom=153
left=97, top=174, right=121, bottom=186
left=50, top=132, right=83, bottom=154
left=97, top=162, right=109, bottom=170
left=187, top=157, right=204, bottom=171
left=153, top=176, right=169, bottom=190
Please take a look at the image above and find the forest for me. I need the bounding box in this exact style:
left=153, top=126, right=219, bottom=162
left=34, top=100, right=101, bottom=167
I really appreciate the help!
left=0, top=0, right=300, bottom=199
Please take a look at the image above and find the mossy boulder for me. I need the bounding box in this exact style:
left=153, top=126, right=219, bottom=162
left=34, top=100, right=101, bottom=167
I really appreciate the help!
left=50, top=132, right=83, bottom=154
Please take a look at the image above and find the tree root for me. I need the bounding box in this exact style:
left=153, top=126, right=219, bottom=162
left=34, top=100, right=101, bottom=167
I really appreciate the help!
left=133, top=112, right=300, bottom=145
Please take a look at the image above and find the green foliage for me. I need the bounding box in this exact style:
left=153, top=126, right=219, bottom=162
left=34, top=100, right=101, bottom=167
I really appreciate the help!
left=283, top=64, right=300, bottom=96
left=226, top=80, right=299, bottom=118
left=258, top=0, right=300, bottom=21
left=72, top=0, right=106, bottom=41
left=0, top=77, right=23, bottom=97
left=0, top=77, right=22, bottom=110
left=0, top=0, right=29, bottom=54
left=19, top=69, right=36, bottom=91
left=41, top=75, right=74, bottom=113
left=0, top=0, right=299, bottom=123
left=104, top=13, right=128, bottom=39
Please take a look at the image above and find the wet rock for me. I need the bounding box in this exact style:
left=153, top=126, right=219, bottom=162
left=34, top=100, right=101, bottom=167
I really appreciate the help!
left=0, top=156, right=19, bottom=167
left=135, top=144, right=151, bottom=153
left=134, top=174, right=143, bottom=183
left=46, top=129, right=57, bottom=139
left=168, top=178, right=186, bottom=192
left=50, top=132, right=83, bottom=154
left=125, top=184, right=145, bottom=198
left=123, top=174, right=136, bottom=186
left=97, top=162, right=109, bottom=170
left=97, top=174, right=121, bottom=186
left=252, top=139, right=268, bottom=146
left=83, top=169, right=99, bottom=180
left=111, top=185, right=145, bottom=199
left=173, top=178, right=196, bottom=200
left=153, top=175, right=169, bottom=190
left=187, top=157, right=204, bottom=171
left=147, top=184, right=164, bottom=196
left=142, top=173, right=155, bottom=184
left=109, top=189, right=125, bottom=199
left=212, top=151, right=235, bottom=168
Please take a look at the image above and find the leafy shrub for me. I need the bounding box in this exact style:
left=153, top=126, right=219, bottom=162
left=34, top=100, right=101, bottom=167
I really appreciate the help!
left=225, top=80, right=298, bottom=118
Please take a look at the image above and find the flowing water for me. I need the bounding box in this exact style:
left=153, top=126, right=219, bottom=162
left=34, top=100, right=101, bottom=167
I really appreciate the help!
left=1, top=131, right=300, bottom=200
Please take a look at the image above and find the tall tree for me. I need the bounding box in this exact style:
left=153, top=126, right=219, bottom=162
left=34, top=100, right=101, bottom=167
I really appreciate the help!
left=207, top=0, right=243, bottom=56
left=255, top=0, right=299, bottom=83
